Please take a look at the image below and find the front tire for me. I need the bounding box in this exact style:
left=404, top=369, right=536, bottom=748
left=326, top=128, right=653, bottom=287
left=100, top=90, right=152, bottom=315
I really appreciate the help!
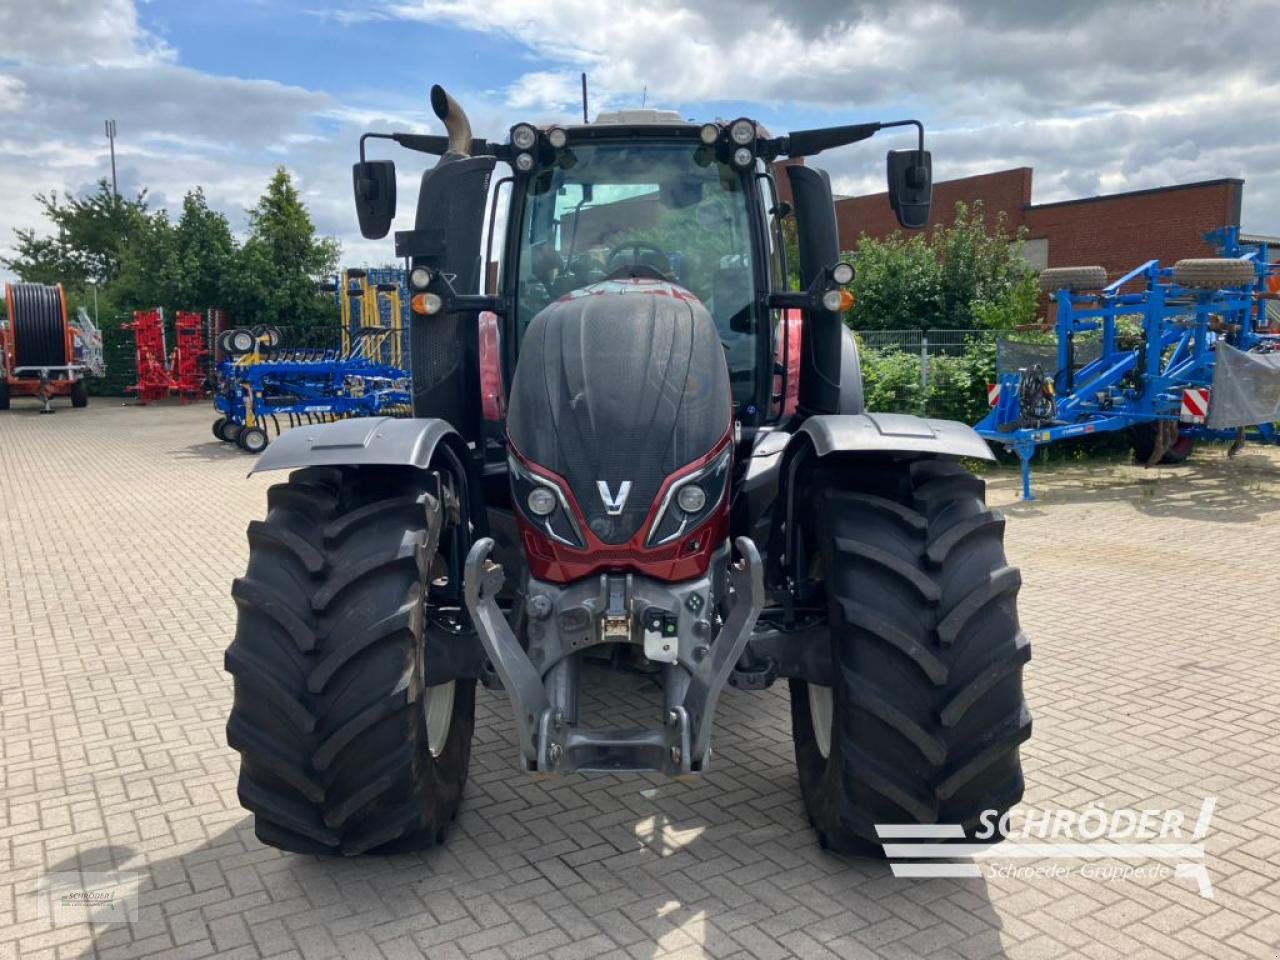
left=791, top=456, right=1031, bottom=855
left=225, top=465, right=475, bottom=855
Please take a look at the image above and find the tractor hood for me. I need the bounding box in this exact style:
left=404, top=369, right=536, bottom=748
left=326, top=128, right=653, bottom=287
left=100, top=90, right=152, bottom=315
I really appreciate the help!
left=506, top=278, right=733, bottom=545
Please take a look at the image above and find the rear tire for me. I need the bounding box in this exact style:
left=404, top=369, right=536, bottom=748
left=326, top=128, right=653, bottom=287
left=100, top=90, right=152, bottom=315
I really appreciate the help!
left=790, top=456, right=1031, bottom=855
left=225, top=465, right=475, bottom=855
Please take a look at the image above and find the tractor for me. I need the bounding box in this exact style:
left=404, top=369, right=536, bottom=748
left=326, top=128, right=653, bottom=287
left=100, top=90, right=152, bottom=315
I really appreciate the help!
left=225, top=85, right=1031, bottom=857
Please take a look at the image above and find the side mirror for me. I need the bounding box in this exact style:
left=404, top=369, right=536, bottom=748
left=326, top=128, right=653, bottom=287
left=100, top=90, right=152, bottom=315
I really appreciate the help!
left=352, top=160, right=396, bottom=239
left=887, top=149, right=932, bottom=230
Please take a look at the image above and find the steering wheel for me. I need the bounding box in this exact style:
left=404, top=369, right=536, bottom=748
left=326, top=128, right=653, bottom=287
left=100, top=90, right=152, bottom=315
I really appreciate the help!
left=605, top=241, right=670, bottom=278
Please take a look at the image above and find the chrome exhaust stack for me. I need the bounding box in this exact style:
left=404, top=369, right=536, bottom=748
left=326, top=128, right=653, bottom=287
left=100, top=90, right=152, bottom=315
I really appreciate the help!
left=430, top=84, right=472, bottom=158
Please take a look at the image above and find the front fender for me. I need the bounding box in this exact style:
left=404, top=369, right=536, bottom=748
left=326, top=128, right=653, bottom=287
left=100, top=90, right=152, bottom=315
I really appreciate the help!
left=248, top=416, right=464, bottom=475
left=765, top=413, right=993, bottom=587
left=793, top=412, right=995, bottom=462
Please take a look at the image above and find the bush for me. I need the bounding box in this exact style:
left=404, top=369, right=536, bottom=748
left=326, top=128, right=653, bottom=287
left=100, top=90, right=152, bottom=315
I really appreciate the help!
left=860, top=335, right=996, bottom=424
left=859, top=342, right=923, bottom=414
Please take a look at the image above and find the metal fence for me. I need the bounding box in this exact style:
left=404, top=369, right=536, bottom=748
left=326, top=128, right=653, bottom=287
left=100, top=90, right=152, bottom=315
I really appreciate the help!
left=855, top=328, right=998, bottom=390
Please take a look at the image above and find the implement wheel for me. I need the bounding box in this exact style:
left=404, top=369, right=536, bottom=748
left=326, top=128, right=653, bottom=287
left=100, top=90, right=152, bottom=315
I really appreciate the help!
left=1172, top=258, right=1255, bottom=290
left=236, top=426, right=269, bottom=454
left=219, top=419, right=244, bottom=444
left=790, top=455, right=1031, bottom=855
left=70, top=380, right=88, bottom=408
left=212, top=417, right=229, bottom=441
left=1038, top=266, right=1107, bottom=293
left=0, top=379, right=9, bottom=410
left=225, top=465, right=475, bottom=855
left=1131, top=422, right=1195, bottom=465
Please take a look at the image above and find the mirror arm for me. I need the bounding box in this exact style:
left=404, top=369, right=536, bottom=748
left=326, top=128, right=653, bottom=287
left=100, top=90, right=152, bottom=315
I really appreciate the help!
left=361, top=130, right=509, bottom=161
left=879, top=119, right=925, bottom=155
left=431, top=270, right=507, bottom=315
left=766, top=269, right=842, bottom=312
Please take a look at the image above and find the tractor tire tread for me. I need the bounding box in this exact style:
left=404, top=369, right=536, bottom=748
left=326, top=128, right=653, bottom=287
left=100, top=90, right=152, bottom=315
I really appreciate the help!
left=790, top=455, right=1030, bottom=857
left=226, top=465, right=474, bottom=856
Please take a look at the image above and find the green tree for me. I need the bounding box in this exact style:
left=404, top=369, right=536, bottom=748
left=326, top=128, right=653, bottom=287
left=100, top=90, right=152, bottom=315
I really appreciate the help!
left=173, top=188, right=237, bottom=310
left=2, top=180, right=152, bottom=288
left=113, top=209, right=181, bottom=310
left=229, top=168, right=341, bottom=328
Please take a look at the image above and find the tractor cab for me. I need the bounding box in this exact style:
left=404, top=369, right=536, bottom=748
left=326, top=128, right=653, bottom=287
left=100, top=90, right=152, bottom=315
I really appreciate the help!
left=506, top=126, right=769, bottom=416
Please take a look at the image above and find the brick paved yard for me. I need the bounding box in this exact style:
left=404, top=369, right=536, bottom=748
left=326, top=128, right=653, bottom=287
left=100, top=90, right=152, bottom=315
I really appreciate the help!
left=3, top=401, right=1279, bottom=960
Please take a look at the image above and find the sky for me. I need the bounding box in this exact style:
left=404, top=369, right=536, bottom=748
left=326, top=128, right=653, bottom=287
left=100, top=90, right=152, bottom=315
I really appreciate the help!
left=1, top=0, right=1278, bottom=278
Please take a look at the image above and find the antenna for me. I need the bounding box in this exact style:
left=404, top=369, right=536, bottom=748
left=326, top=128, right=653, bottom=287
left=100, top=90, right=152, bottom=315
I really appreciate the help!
left=641, top=86, right=647, bottom=108
left=581, top=73, right=588, bottom=123
left=104, top=119, right=118, bottom=197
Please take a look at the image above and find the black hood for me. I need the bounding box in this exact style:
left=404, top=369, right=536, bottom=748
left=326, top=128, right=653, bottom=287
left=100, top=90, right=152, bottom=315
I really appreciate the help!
left=507, top=280, right=732, bottom=544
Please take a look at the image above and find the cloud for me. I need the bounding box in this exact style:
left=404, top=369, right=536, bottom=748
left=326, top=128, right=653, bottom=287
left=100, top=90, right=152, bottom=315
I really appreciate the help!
left=387, top=0, right=1280, bottom=232
left=2, top=0, right=1277, bottom=289
left=0, top=0, right=173, bottom=66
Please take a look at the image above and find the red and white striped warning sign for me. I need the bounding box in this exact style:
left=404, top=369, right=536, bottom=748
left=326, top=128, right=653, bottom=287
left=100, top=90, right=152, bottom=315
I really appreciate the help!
left=987, top=383, right=1001, bottom=407
left=1180, top=388, right=1210, bottom=422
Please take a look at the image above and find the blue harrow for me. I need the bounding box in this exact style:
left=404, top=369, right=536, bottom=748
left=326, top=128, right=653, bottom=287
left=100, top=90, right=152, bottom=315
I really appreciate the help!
left=976, top=227, right=1280, bottom=499
left=211, top=326, right=411, bottom=454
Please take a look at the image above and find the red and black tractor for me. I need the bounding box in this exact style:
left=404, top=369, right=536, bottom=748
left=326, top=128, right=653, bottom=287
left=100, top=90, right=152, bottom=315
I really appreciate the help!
left=225, top=86, right=1031, bottom=857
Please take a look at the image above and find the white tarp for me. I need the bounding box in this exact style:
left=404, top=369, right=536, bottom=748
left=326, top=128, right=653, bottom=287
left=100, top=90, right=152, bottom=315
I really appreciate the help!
left=1208, top=342, right=1280, bottom=429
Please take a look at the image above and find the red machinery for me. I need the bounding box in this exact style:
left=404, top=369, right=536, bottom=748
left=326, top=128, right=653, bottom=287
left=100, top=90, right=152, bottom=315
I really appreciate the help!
left=172, top=311, right=208, bottom=401
left=124, top=308, right=210, bottom=403
left=124, top=309, right=172, bottom=403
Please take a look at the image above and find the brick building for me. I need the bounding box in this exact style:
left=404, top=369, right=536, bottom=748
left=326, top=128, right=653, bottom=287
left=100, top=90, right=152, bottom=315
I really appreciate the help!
left=833, top=167, right=1246, bottom=279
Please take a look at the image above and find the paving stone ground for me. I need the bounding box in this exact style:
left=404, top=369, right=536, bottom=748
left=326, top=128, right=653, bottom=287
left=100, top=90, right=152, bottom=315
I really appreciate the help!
left=2, top=401, right=1279, bottom=960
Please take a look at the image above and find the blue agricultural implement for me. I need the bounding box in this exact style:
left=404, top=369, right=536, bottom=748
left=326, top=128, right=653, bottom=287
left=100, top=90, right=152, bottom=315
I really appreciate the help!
left=211, top=325, right=411, bottom=453
left=976, top=227, right=1280, bottom=498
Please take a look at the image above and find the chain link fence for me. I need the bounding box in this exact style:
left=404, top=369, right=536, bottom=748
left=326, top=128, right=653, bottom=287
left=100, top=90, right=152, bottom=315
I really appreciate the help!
left=856, top=329, right=998, bottom=390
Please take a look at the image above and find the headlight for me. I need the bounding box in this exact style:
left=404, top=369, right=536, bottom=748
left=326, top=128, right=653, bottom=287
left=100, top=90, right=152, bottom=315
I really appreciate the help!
left=732, top=146, right=754, bottom=169
left=729, top=118, right=755, bottom=145
left=676, top=484, right=706, bottom=513
left=831, top=262, right=854, bottom=285
left=514, top=151, right=535, bottom=172
left=508, top=455, right=585, bottom=548
left=547, top=126, right=568, bottom=149
left=527, top=487, right=557, bottom=516
left=510, top=123, right=537, bottom=150
left=647, top=446, right=732, bottom=546
left=699, top=122, right=720, bottom=145
left=409, top=266, right=432, bottom=290
left=821, top=289, right=844, bottom=312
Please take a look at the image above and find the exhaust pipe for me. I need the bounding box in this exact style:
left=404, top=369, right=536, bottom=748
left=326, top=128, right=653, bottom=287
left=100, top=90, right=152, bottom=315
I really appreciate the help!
left=430, top=84, right=472, bottom=158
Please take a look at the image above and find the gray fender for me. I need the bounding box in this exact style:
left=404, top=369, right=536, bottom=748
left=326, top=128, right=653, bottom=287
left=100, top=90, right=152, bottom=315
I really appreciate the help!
left=765, top=412, right=993, bottom=584
left=795, top=412, right=995, bottom=462
left=248, top=416, right=465, bottom=475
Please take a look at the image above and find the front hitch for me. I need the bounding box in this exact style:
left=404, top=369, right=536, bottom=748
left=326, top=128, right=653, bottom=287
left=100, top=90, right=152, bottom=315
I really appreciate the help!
left=463, top=537, right=765, bottom=775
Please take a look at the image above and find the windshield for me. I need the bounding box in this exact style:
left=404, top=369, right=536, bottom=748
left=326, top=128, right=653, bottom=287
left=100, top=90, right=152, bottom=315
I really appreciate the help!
left=513, top=142, right=760, bottom=405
